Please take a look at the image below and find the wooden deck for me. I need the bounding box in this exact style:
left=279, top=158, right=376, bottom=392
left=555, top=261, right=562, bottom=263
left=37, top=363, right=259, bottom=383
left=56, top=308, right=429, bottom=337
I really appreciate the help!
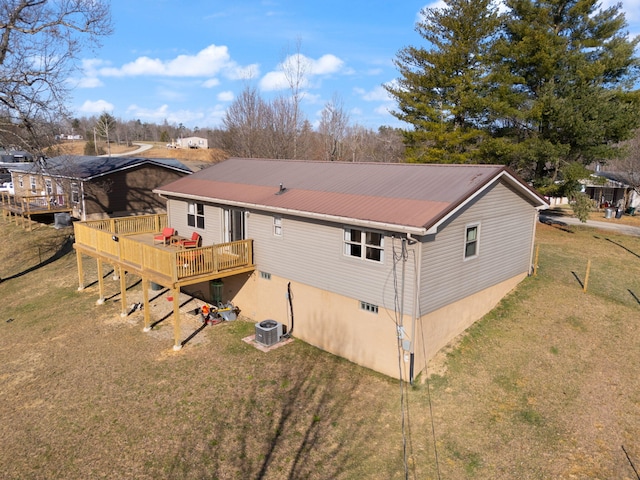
left=73, top=214, right=255, bottom=289
left=1, top=192, right=72, bottom=230
left=73, top=213, right=255, bottom=350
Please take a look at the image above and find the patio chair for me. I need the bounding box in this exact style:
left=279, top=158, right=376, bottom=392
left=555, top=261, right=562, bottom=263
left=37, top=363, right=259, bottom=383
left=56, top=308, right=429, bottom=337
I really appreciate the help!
left=178, top=232, right=201, bottom=249
left=153, top=227, right=175, bottom=245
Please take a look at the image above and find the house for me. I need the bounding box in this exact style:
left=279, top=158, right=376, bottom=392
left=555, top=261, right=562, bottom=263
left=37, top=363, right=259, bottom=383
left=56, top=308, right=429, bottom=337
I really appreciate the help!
left=148, top=158, right=547, bottom=380
left=4, top=155, right=191, bottom=223
left=176, top=136, right=208, bottom=149
left=582, top=171, right=637, bottom=211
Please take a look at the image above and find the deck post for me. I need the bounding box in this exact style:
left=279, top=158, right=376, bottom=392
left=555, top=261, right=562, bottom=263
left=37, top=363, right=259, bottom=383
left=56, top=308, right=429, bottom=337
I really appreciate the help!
left=119, top=266, right=127, bottom=317
left=76, top=250, right=85, bottom=291
left=142, top=277, right=151, bottom=332
left=172, top=287, right=182, bottom=350
left=96, top=258, right=105, bottom=304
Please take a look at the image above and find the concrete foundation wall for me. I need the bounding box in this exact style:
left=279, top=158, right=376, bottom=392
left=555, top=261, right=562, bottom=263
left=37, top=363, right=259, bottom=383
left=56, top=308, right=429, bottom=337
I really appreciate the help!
left=198, top=270, right=526, bottom=379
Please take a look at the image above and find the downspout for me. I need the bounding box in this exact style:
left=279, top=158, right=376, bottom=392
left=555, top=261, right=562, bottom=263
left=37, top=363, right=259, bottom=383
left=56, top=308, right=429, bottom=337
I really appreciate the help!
left=407, top=233, right=422, bottom=385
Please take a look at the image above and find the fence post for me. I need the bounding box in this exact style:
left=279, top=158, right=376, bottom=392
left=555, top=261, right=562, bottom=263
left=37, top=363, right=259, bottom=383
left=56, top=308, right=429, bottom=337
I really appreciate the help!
left=583, top=259, right=591, bottom=293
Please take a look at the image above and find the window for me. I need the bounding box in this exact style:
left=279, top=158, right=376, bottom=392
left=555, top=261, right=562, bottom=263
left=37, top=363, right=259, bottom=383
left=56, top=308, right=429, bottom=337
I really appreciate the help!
left=18, top=175, right=23, bottom=188
left=71, top=183, right=79, bottom=203
left=464, top=224, right=480, bottom=259
left=30, top=176, right=36, bottom=193
left=45, top=179, right=53, bottom=195
left=273, top=216, right=282, bottom=236
left=360, top=301, right=379, bottom=314
left=187, top=202, right=205, bottom=229
left=344, top=228, right=384, bottom=263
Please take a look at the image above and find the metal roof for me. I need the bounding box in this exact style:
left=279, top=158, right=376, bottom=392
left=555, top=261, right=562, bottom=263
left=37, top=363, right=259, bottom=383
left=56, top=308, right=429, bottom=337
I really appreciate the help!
left=8, top=155, right=192, bottom=180
left=155, top=158, right=547, bottom=234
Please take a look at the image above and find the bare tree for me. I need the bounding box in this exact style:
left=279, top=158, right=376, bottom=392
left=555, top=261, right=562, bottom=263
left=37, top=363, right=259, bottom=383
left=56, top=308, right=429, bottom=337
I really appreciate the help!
left=280, top=39, right=310, bottom=159
left=222, top=85, right=269, bottom=157
left=318, top=93, right=349, bottom=161
left=0, top=0, right=112, bottom=152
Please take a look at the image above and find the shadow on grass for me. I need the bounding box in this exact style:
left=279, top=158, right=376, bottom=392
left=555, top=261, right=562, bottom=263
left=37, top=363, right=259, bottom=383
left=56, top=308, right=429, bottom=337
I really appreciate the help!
left=540, top=216, right=574, bottom=234
left=1, top=236, right=73, bottom=283
left=149, top=296, right=198, bottom=330
left=162, top=357, right=370, bottom=479
left=605, top=237, right=640, bottom=260
left=104, top=278, right=142, bottom=302
left=571, top=271, right=584, bottom=289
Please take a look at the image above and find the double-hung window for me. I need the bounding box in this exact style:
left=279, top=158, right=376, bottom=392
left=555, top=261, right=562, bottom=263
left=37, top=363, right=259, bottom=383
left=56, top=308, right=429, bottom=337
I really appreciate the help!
left=273, top=216, right=282, bottom=236
left=464, top=224, right=480, bottom=259
left=187, top=202, right=205, bottom=229
left=344, top=228, right=384, bottom=263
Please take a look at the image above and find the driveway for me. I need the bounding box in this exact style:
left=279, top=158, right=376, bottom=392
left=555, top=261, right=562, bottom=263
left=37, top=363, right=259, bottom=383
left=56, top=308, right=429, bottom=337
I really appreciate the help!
left=101, top=142, right=153, bottom=157
left=540, top=211, right=640, bottom=237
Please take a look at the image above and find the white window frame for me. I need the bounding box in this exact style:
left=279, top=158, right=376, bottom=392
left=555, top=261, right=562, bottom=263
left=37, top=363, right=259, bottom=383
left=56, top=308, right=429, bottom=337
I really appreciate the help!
left=30, top=176, right=36, bottom=193
left=273, top=216, right=282, bottom=236
left=464, top=223, right=480, bottom=260
left=45, top=178, right=53, bottom=195
left=18, top=175, right=23, bottom=188
left=344, top=227, right=384, bottom=263
left=187, top=202, right=205, bottom=229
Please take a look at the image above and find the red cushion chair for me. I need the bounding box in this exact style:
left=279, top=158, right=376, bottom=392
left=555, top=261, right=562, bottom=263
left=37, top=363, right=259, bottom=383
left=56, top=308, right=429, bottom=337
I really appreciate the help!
left=179, top=232, right=201, bottom=249
left=153, top=227, right=175, bottom=245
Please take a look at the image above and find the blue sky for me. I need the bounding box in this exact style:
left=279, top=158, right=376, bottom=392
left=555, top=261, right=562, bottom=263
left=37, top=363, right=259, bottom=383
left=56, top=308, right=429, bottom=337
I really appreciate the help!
left=70, top=0, right=640, bottom=131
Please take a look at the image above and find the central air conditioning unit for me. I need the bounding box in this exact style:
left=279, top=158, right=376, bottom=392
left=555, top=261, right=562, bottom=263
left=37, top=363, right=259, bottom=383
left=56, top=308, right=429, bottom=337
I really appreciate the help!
left=255, top=319, right=285, bottom=347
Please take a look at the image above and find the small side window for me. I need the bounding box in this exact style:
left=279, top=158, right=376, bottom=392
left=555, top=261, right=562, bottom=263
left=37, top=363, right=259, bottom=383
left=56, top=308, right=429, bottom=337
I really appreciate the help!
left=464, top=224, right=480, bottom=259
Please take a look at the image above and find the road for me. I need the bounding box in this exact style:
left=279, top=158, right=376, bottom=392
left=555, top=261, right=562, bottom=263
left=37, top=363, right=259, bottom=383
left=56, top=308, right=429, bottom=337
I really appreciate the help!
left=100, top=142, right=153, bottom=157
left=540, top=212, right=640, bottom=237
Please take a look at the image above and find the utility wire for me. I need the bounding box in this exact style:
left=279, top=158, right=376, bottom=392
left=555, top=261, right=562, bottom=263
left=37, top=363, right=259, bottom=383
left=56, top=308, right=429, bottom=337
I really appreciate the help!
left=420, top=303, right=442, bottom=480
left=392, top=238, right=410, bottom=480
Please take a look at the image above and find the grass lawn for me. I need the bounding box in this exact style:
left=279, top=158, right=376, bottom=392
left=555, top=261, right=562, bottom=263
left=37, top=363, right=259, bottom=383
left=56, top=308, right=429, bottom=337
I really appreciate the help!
left=1, top=217, right=640, bottom=479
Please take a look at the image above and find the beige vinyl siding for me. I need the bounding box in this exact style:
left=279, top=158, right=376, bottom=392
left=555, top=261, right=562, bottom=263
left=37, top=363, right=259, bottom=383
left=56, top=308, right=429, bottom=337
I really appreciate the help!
left=420, top=179, right=536, bottom=315
left=247, top=211, right=416, bottom=313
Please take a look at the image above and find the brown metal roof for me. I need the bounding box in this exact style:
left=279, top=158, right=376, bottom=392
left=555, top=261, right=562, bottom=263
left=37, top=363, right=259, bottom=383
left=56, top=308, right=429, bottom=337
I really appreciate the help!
left=155, top=158, right=547, bottom=233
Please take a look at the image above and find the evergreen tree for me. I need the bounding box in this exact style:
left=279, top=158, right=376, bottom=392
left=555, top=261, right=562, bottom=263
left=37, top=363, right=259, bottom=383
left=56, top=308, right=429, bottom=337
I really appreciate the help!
left=493, top=0, right=640, bottom=188
left=389, top=0, right=640, bottom=188
left=386, top=0, right=501, bottom=163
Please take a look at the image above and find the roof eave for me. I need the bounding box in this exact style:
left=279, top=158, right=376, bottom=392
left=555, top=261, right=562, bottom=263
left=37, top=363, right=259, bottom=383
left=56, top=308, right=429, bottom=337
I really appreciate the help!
left=424, top=169, right=548, bottom=235
left=154, top=189, right=428, bottom=235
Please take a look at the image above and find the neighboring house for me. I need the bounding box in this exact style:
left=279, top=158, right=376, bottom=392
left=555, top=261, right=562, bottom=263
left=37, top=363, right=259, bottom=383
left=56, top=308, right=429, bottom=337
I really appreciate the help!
left=176, top=136, right=208, bottom=149
left=153, top=158, right=548, bottom=380
left=0, top=150, right=33, bottom=163
left=582, top=171, right=637, bottom=210
left=8, top=155, right=191, bottom=221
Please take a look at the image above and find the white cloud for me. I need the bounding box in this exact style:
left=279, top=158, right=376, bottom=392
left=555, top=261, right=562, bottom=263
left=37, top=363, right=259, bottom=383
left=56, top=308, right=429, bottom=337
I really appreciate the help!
left=125, top=104, right=206, bottom=125
left=202, top=78, right=220, bottom=88
left=355, top=85, right=392, bottom=102
left=78, top=99, right=114, bottom=114
left=259, top=53, right=345, bottom=92
left=76, top=76, right=103, bottom=88
left=217, top=91, right=234, bottom=102
left=95, top=44, right=255, bottom=80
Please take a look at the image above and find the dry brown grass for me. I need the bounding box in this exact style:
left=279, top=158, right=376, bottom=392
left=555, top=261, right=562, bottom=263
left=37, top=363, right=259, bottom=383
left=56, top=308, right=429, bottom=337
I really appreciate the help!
left=1, top=218, right=640, bottom=478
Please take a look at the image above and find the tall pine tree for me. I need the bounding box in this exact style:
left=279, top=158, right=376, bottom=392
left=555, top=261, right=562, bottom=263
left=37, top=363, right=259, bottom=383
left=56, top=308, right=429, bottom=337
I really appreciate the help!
left=389, top=0, right=640, bottom=189
left=386, top=0, right=501, bottom=163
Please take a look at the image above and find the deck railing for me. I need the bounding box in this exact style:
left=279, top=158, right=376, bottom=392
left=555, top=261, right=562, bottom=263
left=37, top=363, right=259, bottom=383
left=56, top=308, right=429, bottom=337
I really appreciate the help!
left=82, top=214, right=167, bottom=234
left=1, top=193, right=71, bottom=212
left=73, top=214, right=253, bottom=282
